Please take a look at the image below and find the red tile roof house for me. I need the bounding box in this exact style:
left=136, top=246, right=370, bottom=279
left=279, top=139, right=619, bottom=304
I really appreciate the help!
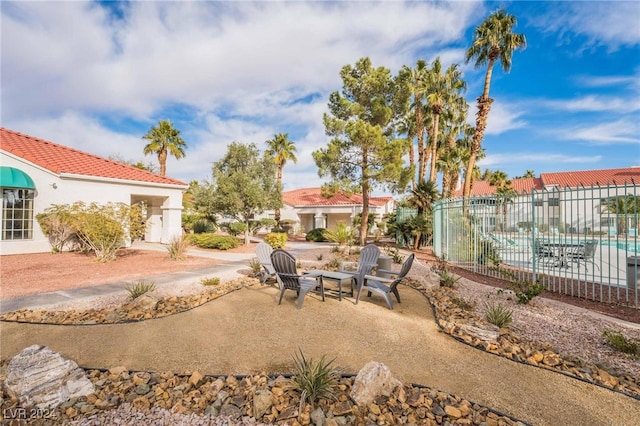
left=0, top=128, right=187, bottom=255
left=454, top=167, right=639, bottom=236
left=271, top=187, right=395, bottom=234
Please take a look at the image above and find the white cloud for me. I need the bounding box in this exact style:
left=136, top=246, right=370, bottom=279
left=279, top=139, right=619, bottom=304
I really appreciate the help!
left=543, top=95, right=640, bottom=113
left=469, top=101, right=527, bottom=135
left=561, top=119, right=640, bottom=145
left=533, top=2, right=640, bottom=51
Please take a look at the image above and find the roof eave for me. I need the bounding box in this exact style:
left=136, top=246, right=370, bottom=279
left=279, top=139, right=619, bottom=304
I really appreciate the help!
left=59, top=172, right=188, bottom=189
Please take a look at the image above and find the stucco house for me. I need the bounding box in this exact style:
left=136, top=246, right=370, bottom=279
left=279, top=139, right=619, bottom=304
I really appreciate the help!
left=272, top=187, right=395, bottom=234
left=454, top=166, right=639, bottom=235
left=1, top=127, right=187, bottom=255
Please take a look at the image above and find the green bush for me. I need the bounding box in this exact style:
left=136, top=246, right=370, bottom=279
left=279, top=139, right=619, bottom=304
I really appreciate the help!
left=305, top=228, right=327, bottom=242
left=248, top=258, right=262, bottom=277
left=125, top=280, right=156, bottom=299
left=263, top=232, right=287, bottom=249
left=289, top=349, right=340, bottom=410
left=222, top=222, right=247, bottom=237
left=37, top=202, right=145, bottom=262
left=192, top=219, right=215, bottom=234
left=201, top=277, right=221, bottom=286
left=603, top=330, right=640, bottom=357
left=189, top=234, right=240, bottom=250
left=484, top=301, right=513, bottom=328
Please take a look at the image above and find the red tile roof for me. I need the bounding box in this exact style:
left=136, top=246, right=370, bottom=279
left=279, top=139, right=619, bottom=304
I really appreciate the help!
left=1, top=128, right=186, bottom=186
left=283, top=187, right=393, bottom=207
left=455, top=167, right=639, bottom=196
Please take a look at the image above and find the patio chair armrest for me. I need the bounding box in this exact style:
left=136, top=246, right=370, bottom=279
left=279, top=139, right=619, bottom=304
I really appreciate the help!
left=363, top=274, right=394, bottom=283
left=375, top=268, right=397, bottom=276
left=339, top=261, right=358, bottom=272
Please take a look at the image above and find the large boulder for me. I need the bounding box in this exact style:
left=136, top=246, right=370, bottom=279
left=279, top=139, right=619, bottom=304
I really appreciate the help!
left=4, top=345, right=95, bottom=409
left=349, top=361, right=402, bottom=406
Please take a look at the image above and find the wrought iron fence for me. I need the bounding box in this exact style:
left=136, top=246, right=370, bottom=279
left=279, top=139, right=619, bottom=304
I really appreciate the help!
left=432, top=183, right=639, bottom=308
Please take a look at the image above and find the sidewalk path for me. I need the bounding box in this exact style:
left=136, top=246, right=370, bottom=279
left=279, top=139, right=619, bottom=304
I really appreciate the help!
left=2, top=285, right=638, bottom=426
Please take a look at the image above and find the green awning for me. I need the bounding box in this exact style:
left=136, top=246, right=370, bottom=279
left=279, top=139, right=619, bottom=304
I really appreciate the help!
left=0, top=167, right=36, bottom=189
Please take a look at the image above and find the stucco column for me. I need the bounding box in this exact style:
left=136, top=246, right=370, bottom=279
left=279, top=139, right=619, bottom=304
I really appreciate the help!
left=314, top=213, right=326, bottom=229
left=161, top=206, right=183, bottom=243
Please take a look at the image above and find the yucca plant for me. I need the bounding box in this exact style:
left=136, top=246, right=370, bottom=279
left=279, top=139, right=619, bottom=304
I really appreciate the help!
left=439, top=270, right=460, bottom=288
left=167, top=234, right=190, bottom=260
left=484, top=301, right=513, bottom=328
left=248, top=258, right=262, bottom=277
left=289, top=349, right=340, bottom=411
left=125, top=280, right=156, bottom=299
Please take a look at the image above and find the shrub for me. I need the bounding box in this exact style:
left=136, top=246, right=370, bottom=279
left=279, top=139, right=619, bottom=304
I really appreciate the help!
left=248, top=258, right=262, bottom=277
left=323, top=222, right=355, bottom=246
left=222, top=222, right=248, bottom=237
left=201, top=277, right=221, bottom=286
left=603, top=330, right=640, bottom=357
left=439, top=270, right=460, bottom=288
left=263, top=232, right=287, bottom=249
left=192, top=219, right=215, bottom=234
left=316, top=254, right=324, bottom=261
left=189, top=234, right=240, bottom=250
left=324, top=257, right=341, bottom=270
left=125, top=280, right=156, bottom=299
left=451, top=296, right=475, bottom=311
left=289, top=349, right=340, bottom=410
left=38, top=202, right=146, bottom=262
left=484, top=301, right=513, bottom=328
left=305, top=228, right=327, bottom=242
left=491, top=266, right=544, bottom=304
left=167, top=234, right=190, bottom=260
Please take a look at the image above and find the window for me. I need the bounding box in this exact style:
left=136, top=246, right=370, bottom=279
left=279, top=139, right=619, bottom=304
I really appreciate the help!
left=548, top=198, right=560, bottom=207
left=533, top=198, right=543, bottom=207
left=2, top=188, right=34, bottom=240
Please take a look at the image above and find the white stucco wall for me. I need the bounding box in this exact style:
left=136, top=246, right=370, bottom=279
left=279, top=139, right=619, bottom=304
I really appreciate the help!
left=1, top=153, right=185, bottom=255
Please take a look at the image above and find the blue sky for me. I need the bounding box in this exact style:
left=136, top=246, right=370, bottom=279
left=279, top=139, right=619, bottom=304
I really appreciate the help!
left=2, top=1, right=639, bottom=194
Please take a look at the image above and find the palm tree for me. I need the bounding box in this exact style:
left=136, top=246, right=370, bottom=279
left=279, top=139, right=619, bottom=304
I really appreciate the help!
left=425, top=58, right=467, bottom=184
left=142, top=120, right=187, bottom=176
left=489, top=170, right=515, bottom=231
left=409, top=180, right=439, bottom=249
left=397, top=113, right=417, bottom=190
left=462, top=9, right=526, bottom=199
left=265, top=133, right=297, bottom=224
left=600, top=194, right=640, bottom=235
left=401, top=60, right=429, bottom=183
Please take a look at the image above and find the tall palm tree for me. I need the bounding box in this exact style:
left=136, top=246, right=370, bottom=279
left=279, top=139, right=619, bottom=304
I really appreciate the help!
left=142, top=120, right=187, bottom=176
left=409, top=180, right=439, bottom=249
left=489, top=170, right=515, bottom=231
left=265, top=133, right=297, bottom=224
left=401, top=60, right=429, bottom=183
left=397, top=114, right=417, bottom=190
left=462, top=9, right=526, bottom=199
left=426, top=58, right=467, bottom=184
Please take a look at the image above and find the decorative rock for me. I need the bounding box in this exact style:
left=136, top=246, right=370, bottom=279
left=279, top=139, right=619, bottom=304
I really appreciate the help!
left=4, top=345, right=95, bottom=410
left=459, top=323, right=499, bottom=342
left=444, top=405, right=462, bottom=418
left=189, top=371, right=204, bottom=387
left=219, top=403, right=242, bottom=419
left=252, top=389, right=273, bottom=419
left=350, top=361, right=402, bottom=406
left=310, top=406, right=325, bottom=426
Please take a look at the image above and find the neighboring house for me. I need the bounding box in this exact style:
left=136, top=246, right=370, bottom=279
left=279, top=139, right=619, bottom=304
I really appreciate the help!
left=0, top=128, right=187, bottom=255
left=270, top=187, right=395, bottom=233
left=454, top=167, right=639, bottom=235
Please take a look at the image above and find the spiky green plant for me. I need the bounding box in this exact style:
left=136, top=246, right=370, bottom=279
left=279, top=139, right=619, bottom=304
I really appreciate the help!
left=125, top=280, right=156, bottom=299
left=167, top=234, right=190, bottom=260
left=248, top=258, right=262, bottom=277
left=289, top=349, right=340, bottom=410
left=484, top=301, right=513, bottom=328
left=439, top=270, right=460, bottom=288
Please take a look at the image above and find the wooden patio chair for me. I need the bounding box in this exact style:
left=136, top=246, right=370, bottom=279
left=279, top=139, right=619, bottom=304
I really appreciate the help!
left=340, top=243, right=380, bottom=294
left=255, top=242, right=276, bottom=284
left=270, top=248, right=324, bottom=309
left=356, top=253, right=414, bottom=310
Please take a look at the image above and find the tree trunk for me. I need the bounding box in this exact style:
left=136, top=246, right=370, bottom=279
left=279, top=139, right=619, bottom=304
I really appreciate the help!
left=360, top=151, right=370, bottom=247
left=158, top=149, right=167, bottom=176
left=462, top=96, right=493, bottom=199
left=408, top=134, right=416, bottom=190
left=244, top=219, right=251, bottom=246
left=415, top=95, right=425, bottom=184
left=428, top=113, right=440, bottom=183
left=275, top=167, right=283, bottom=225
